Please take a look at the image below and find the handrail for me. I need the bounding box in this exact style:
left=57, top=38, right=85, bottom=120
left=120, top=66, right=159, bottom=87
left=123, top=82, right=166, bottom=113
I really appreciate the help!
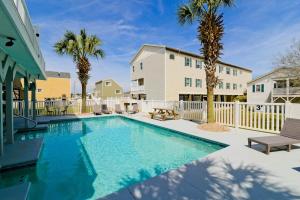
left=14, top=114, right=37, bottom=129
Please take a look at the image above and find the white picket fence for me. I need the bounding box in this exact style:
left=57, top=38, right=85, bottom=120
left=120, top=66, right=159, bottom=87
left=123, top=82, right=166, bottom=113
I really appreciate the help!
left=13, top=99, right=300, bottom=133
left=214, top=102, right=287, bottom=133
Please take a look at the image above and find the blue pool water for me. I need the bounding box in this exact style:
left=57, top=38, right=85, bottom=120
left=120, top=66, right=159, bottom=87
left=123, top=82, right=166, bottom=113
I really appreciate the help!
left=0, top=116, right=225, bottom=199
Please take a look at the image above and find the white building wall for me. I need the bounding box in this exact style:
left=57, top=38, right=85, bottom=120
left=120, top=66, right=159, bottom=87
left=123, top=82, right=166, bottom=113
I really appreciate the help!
left=131, top=46, right=165, bottom=100
left=131, top=45, right=252, bottom=101
left=247, top=78, right=273, bottom=103
left=165, top=50, right=252, bottom=101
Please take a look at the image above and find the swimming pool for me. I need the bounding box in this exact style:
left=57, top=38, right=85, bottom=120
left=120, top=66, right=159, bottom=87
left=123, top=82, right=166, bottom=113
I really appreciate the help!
left=0, top=116, right=225, bottom=199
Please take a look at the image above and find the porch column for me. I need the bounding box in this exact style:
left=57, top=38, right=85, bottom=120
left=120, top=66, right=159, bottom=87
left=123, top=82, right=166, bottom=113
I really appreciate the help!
left=0, top=82, right=3, bottom=155
left=5, top=70, right=14, bottom=144
left=31, top=81, right=37, bottom=120
left=24, top=78, right=29, bottom=127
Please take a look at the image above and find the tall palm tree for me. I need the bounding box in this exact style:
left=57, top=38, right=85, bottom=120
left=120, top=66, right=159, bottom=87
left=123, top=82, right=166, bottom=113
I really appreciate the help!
left=54, top=29, right=104, bottom=113
left=178, top=0, right=234, bottom=123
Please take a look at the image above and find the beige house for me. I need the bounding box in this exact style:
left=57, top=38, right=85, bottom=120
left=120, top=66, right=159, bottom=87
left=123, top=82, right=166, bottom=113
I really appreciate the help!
left=130, top=44, right=252, bottom=101
left=94, top=79, right=123, bottom=99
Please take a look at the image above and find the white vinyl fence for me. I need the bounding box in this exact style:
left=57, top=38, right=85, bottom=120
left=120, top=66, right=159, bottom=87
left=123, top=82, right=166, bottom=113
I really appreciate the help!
left=13, top=99, right=300, bottom=133
left=214, top=102, right=286, bottom=133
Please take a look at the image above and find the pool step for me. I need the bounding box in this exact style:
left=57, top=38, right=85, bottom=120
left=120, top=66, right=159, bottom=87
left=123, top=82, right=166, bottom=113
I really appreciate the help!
left=17, top=124, right=48, bottom=133
left=0, top=138, right=43, bottom=171
left=0, top=183, right=31, bottom=200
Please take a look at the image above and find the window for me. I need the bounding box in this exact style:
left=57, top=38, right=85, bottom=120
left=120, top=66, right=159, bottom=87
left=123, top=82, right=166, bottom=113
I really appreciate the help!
left=185, top=57, right=192, bottom=67
left=233, top=83, right=237, bottom=90
left=105, top=81, right=111, bottom=86
left=253, top=84, right=265, bottom=92
left=115, top=89, right=121, bottom=94
left=240, top=70, right=243, bottom=75
left=226, top=67, right=231, bottom=75
left=37, top=89, right=43, bottom=92
left=169, top=54, right=175, bottom=60
left=132, top=66, right=135, bottom=72
left=196, top=60, right=202, bottom=69
left=219, top=82, right=224, bottom=89
left=140, top=62, right=143, bottom=70
left=240, top=84, right=242, bottom=88
left=226, top=83, right=230, bottom=89
left=256, top=85, right=261, bottom=92
left=195, top=79, right=202, bottom=88
left=202, top=62, right=206, bottom=69
left=219, top=65, right=224, bottom=73
left=185, top=77, right=192, bottom=87
left=233, top=69, right=237, bottom=76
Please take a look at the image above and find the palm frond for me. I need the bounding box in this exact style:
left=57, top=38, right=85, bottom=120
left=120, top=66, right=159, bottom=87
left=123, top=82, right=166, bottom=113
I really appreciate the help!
left=177, top=4, right=195, bottom=25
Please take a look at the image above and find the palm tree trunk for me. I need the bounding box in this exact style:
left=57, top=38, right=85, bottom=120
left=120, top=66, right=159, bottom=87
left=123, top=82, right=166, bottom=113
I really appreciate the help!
left=81, top=82, right=87, bottom=113
left=207, top=86, right=215, bottom=123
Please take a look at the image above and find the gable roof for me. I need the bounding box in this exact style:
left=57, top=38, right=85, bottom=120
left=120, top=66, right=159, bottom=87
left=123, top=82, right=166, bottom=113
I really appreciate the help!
left=247, top=66, right=300, bottom=84
left=131, top=44, right=252, bottom=72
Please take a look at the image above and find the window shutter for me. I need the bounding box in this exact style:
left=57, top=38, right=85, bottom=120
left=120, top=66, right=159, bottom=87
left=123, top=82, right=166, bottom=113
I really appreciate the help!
left=252, top=85, right=255, bottom=92
left=261, top=84, right=264, bottom=92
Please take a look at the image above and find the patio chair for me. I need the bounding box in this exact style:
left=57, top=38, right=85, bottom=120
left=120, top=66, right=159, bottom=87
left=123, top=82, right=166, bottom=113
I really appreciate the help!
left=60, top=105, right=69, bottom=115
left=93, top=104, right=102, bottom=115
left=45, top=105, right=55, bottom=115
left=101, top=104, right=112, bottom=114
left=248, top=118, right=300, bottom=154
left=128, top=104, right=139, bottom=114
left=115, top=104, right=124, bottom=114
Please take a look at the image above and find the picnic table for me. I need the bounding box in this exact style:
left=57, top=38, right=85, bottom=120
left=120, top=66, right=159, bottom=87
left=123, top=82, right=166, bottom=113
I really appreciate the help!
left=149, top=107, right=178, bottom=121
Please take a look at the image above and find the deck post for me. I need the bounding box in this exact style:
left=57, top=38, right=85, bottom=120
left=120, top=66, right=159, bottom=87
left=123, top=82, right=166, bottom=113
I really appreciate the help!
left=24, top=77, right=29, bottom=127
left=286, top=78, right=290, bottom=101
left=234, top=100, right=240, bottom=129
left=0, top=82, right=3, bottom=155
left=5, top=69, right=14, bottom=144
left=31, top=81, right=37, bottom=120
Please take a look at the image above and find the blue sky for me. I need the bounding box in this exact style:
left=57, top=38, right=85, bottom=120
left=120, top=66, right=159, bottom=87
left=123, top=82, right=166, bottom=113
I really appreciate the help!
left=27, top=0, right=300, bottom=93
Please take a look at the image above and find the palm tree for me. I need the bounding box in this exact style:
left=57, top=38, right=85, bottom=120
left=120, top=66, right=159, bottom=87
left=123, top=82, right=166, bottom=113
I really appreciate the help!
left=178, top=0, right=234, bottom=123
left=54, top=29, right=104, bottom=113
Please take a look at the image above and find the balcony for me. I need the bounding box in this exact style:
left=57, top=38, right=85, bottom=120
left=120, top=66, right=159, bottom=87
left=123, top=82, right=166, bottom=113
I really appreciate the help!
left=131, top=85, right=145, bottom=94
left=273, top=87, right=300, bottom=96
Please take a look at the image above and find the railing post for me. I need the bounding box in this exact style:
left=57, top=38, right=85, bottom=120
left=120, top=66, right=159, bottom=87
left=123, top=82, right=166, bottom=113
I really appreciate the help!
left=234, top=100, right=240, bottom=129
left=179, top=100, right=184, bottom=119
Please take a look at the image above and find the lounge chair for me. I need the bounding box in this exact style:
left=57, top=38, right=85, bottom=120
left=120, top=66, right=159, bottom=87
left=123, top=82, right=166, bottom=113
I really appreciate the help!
left=93, top=104, right=102, bottom=115
left=115, top=104, right=124, bottom=114
left=101, top=104, right=112, bottom=114
left=248, top=118, right=300, bottom=154
left=128, top=104, right=139, bottom=114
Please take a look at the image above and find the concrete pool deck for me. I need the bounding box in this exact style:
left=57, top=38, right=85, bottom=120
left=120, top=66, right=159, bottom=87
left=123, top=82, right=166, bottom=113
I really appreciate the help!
left=36, top=114, right=300, bottom=199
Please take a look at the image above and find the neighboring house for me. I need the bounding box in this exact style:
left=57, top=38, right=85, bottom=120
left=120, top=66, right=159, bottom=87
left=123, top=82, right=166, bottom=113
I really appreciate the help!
left=17, top=71, right=71, bottom=101
left=247, top=66, right=300, bottom=103
left=130, top=44, right=252, bottom=101
left=35, top=71, right=71, bottom=101
left=94, top=79, right=123, bottom=99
